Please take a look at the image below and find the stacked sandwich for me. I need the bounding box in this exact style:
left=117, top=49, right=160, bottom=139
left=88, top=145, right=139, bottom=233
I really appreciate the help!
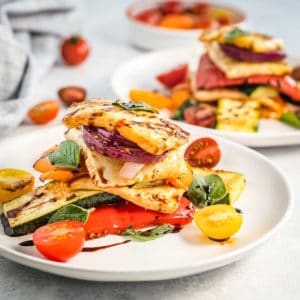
left=192, top=27, right=300, bottom=131
left=1, top=99, right=193, bottom=236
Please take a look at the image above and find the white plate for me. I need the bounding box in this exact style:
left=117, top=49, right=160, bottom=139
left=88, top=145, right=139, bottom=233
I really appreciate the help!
left=111, top=47, right=300, bottom=147
left=0, top=125, right=293, bottom=281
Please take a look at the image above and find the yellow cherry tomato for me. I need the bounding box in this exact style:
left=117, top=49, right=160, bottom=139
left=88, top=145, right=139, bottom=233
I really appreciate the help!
left=194, top=204, right=243, bottom=240
left=0, top=169, right=34, bottom=203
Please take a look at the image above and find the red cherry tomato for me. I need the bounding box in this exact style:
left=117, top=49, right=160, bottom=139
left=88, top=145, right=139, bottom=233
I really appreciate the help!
left=33, top=221, right=85, bottom=262
left=61, top=36, right=90, bottom=66
left=160, top=1, right=184, bottom=14
left=156, top=64, right=188, bottom=88
left=135, top=9, right=162, bottom=25
left=184, top=105, right=216, bottom=128
left=184, top=137, right=221, bottom=168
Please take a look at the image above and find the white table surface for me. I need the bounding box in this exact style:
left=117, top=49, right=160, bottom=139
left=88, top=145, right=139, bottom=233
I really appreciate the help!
left=1, top=1, right=300, bottom=299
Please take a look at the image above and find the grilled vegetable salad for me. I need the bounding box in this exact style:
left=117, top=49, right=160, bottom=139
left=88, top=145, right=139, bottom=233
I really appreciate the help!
left=0, top=99, right=246, bottom=262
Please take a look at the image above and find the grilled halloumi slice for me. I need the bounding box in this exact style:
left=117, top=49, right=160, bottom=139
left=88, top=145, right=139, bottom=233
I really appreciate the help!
left=66, top=128, right=191, bottom=188
left=68, top=176, right=183, bottom=213
left=206, top=42, right=291, bottom=79
left=63, top=99, right=189, bottom=155
left=200, top=28, right=285, bottom=53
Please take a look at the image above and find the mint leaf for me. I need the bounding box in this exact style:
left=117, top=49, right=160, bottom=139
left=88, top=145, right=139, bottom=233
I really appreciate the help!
left=280, top=112, right=300, bottom=129
left=122, top=224, right=174, bottom=242
left=225, top=28, right=249, bottom=43
left=187, top=174, right=227, bottom=207
left=112, top=100, right=158, bottom=113
left=48, top=140, right=80, bottom=169
left=48, top=204, right=89, bottom=224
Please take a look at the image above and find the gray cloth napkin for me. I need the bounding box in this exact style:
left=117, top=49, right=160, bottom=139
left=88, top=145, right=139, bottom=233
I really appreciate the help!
left=0, top=0, right=78, bottom=135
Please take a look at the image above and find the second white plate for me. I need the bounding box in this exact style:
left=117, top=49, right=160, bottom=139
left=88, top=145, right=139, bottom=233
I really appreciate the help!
left=111, top=47, right=300, bottom=147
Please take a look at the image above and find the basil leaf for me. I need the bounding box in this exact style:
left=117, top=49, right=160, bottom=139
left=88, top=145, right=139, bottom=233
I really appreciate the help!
left=280, top=112, right=300, bottom=129
left=187, top=174, right=227, bottom=207
left=172, top=99, right=198, bottom=120
left=48, top=140, right=80, bottom=169
left=112, top=100, right=158, bottom=113
left=205, top=174, right=227, bottom=204
left=122, top=224, right=174, bottom=242
left=187, top=175, right=208, bottom=207
left=48, top=204, right=89, bottom=224
left=225, top=28, right=249, bottom=43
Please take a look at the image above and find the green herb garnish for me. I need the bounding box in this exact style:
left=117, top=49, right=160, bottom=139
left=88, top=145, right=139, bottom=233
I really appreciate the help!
left=280, top=112, right=300, bottom=129
left=48, top=140, right=80, bottom=169
left=48, top=204, right=89, bottom=224
left=122, top=224, right=174, bottom=242
left=225, top=28, right=249, bottom=43
left=187, top=174, right=229, bottom=207
left=112, top=100, right=158, bottom=113
left=172, top=99, right=198, bottom=120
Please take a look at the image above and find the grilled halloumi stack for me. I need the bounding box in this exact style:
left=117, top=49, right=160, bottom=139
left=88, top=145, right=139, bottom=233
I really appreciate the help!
left=206, top=41, right=291, bottom=79
left=65, top=128, right=191, bottom=188
left=63, top=99, right=189, bottom=155
left=200, top=28, right=285, bottom=53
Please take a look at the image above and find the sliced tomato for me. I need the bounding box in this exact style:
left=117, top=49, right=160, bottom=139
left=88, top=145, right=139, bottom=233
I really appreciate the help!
left=135, top=9, right=162, bottom=25
left=33, top=221, right=85, bottom=262
left=184, top=137, right=221, bottom=168
left=183, top=105, right=216, bottom=128
left=84, top=197, right=194, bottom=239
left=156, top=64, right=188, bottom=88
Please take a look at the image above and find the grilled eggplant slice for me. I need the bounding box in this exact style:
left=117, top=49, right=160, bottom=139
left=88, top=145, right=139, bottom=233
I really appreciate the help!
left=1, top=180, right=121, bottom=236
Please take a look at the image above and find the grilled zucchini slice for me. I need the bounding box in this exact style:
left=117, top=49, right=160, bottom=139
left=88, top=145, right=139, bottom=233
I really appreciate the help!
left=193, top=168, right=246, bottom=203
left=1, top=181, right=121, bottom=236
left=216, top=98, right=260, bottom=132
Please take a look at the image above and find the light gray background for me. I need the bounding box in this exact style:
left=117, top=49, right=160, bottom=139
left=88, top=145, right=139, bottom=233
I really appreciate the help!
left=1, top=1, right=300, bottom=299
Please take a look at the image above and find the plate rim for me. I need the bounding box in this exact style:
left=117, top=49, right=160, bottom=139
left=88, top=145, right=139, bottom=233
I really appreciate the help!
left=0, top=125, right=294, bottom=280
left=111, top=46, right=300, bottom=147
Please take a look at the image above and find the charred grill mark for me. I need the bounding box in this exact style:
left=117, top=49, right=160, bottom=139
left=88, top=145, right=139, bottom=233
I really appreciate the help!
left=3, top=178, right=33, bottom=192
left=66, top=194, right=77, bottom=201
left=6, top=195, right=55, bottom=218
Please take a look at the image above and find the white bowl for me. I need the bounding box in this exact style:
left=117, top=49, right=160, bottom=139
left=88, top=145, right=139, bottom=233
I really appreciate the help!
left=126, top=0, right=246, bottom=50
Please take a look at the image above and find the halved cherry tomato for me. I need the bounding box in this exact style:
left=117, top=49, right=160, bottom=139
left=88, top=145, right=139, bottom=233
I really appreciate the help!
left=194, top=205, right=243, bottom=240
left=183, top=105, right=216, bottom=128
left=28, top=100, right=60, bottom=125
left=156, top=64, right=188, bottom=88
left=58, top=86, right=86, bottom=106
left=61, top=36, right=90, bottom=66
left=135, top=9, right=162, bottom=25
left=84, top=197, right=194, bottom=239
left=33, top=221, right=85, bottom=262
left=184, top=137, right=221, bottom=168
left=159, top=14, right=195, bottom=29
left=160, top=1, right=184, bottom=14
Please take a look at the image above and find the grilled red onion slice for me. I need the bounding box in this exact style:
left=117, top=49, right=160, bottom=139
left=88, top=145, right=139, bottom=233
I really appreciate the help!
left=220, top=44, right=286, bottom=62
left=82, top=126, right=166, bottom=164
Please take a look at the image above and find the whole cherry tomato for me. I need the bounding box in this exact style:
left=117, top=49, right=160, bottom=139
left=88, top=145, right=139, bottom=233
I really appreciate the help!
left=28, top=100, right=60, bottom=125
left=33, top=221, right=85, bottom=262
left=156, top=64, right=188, bottom=88
left=184, top=137, right=221, bottom=168
left=58, top=86, right=86, bottom=106
left=61, top=36, right=90, bottom=66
